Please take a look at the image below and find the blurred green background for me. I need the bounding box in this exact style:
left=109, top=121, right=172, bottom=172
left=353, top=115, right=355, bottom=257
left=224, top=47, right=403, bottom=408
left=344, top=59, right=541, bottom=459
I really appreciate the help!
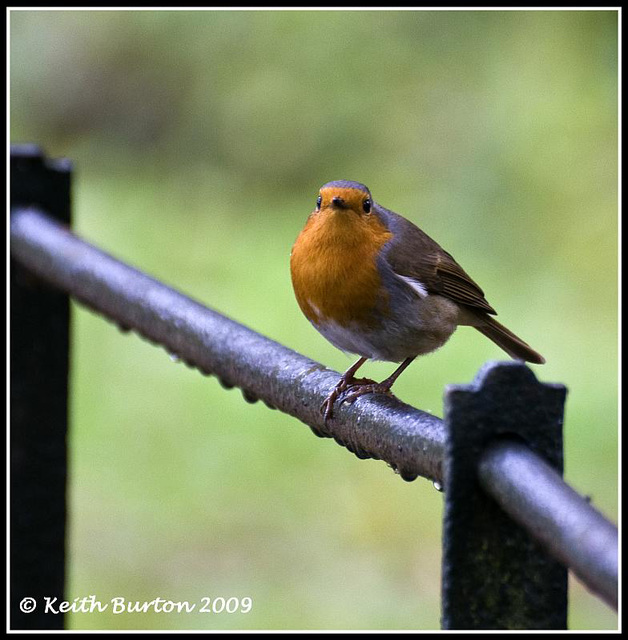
left=10, top=9, right=617, bottom=631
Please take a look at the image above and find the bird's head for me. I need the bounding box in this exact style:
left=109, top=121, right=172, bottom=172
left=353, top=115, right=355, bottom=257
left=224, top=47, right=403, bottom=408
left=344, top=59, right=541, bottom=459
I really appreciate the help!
left=315, top=180, right=373, bottom=219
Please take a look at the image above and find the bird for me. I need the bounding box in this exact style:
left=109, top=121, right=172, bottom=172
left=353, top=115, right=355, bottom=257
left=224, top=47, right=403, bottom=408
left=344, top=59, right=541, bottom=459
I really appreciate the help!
left=290, top=180, right=545, bottom=420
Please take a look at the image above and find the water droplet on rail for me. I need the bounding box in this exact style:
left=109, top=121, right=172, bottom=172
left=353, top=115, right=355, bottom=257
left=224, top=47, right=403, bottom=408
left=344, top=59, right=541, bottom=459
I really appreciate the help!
left=309, top=425, right=326, bottom=438
left=433, top=481, right=443, bottom=492
left=242, top=389, right=259, bottom=404
left=169, top=353, right=180, bottom=363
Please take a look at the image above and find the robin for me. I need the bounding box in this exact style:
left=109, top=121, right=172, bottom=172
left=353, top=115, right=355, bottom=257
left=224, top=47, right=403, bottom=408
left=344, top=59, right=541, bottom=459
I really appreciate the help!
left=290, top=180, right=545, bottom=420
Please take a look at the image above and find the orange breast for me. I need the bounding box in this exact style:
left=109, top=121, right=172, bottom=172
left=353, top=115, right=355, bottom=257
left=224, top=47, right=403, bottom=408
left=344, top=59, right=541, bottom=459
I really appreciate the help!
left=290, top=208, right=393, bottom=328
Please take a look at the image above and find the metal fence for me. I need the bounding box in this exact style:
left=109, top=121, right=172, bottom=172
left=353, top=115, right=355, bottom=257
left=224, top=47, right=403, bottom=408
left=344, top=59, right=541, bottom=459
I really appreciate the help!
left=9, top=146, right=619, bottom=630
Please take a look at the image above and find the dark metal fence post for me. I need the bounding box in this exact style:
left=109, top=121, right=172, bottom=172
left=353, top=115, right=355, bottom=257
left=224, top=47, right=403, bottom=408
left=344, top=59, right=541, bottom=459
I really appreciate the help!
left=441, top=361, right=568, bottom=630
left=10, top=145, right=72, bottom=630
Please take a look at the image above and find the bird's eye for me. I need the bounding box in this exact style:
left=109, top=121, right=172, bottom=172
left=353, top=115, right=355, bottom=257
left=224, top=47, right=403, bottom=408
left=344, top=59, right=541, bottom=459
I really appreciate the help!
left=362, top=198, right=372, bottom=213
left=316, top=195, right=322, bottom=210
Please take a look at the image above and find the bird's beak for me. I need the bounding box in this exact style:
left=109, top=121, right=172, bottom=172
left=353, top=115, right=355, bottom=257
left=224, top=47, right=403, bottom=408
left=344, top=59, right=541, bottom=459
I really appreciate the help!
left=331, top=196, right=348, bottom=209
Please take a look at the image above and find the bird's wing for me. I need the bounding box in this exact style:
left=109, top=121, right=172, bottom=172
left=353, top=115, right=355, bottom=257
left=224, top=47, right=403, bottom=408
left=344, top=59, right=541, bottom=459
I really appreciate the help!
left=377, top=206, right=497, bottom=315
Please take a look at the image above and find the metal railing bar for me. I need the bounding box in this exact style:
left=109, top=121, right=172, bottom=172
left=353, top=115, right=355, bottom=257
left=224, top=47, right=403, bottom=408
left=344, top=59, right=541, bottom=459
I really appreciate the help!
left=9, top=206, right=618, bottom=611
left=9, top=206, right=446, bottom=483
left=479, top=440, right=618, bottom=609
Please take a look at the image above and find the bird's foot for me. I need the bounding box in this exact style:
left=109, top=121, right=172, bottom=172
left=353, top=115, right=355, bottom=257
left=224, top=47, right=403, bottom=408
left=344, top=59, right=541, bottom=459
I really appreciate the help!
left=321, top=376, right=377, bottom=422
left=321, top=376, right=389, bottom=422
left=341, top=381, right=395, bottom=406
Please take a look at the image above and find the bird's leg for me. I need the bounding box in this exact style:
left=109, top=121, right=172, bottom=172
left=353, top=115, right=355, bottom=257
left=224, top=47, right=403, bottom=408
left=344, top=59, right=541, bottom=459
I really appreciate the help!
left=341, top=356, right=417, bottom=405
left=322, top=357, right=372, bottom=421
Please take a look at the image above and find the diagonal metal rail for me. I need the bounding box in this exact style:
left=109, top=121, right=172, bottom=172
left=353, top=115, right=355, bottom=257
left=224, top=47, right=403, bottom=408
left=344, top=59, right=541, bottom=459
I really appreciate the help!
left=10, top=206, right=618, bottom=611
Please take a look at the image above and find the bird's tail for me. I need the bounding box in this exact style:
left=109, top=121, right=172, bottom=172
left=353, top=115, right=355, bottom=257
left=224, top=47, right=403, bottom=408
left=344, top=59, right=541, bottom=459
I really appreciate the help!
left=474, top=314, right=545, bottom=364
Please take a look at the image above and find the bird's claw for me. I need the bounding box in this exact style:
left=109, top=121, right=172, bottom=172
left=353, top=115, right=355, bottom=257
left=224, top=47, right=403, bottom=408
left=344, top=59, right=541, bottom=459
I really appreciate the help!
left=341, top=382, right=394, bottom=405
left=321, top=376, right=382, bottom=422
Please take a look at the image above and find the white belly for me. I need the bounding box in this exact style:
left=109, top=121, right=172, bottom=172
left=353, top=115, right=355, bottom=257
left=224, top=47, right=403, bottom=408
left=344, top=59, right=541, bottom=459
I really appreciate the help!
left=312, top=294, right=461, bottom=362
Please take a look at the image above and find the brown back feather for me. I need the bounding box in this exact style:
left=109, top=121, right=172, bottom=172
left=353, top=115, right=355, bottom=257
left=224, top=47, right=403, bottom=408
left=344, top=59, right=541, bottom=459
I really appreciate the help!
left=376, top=205, right=497, bottom=315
